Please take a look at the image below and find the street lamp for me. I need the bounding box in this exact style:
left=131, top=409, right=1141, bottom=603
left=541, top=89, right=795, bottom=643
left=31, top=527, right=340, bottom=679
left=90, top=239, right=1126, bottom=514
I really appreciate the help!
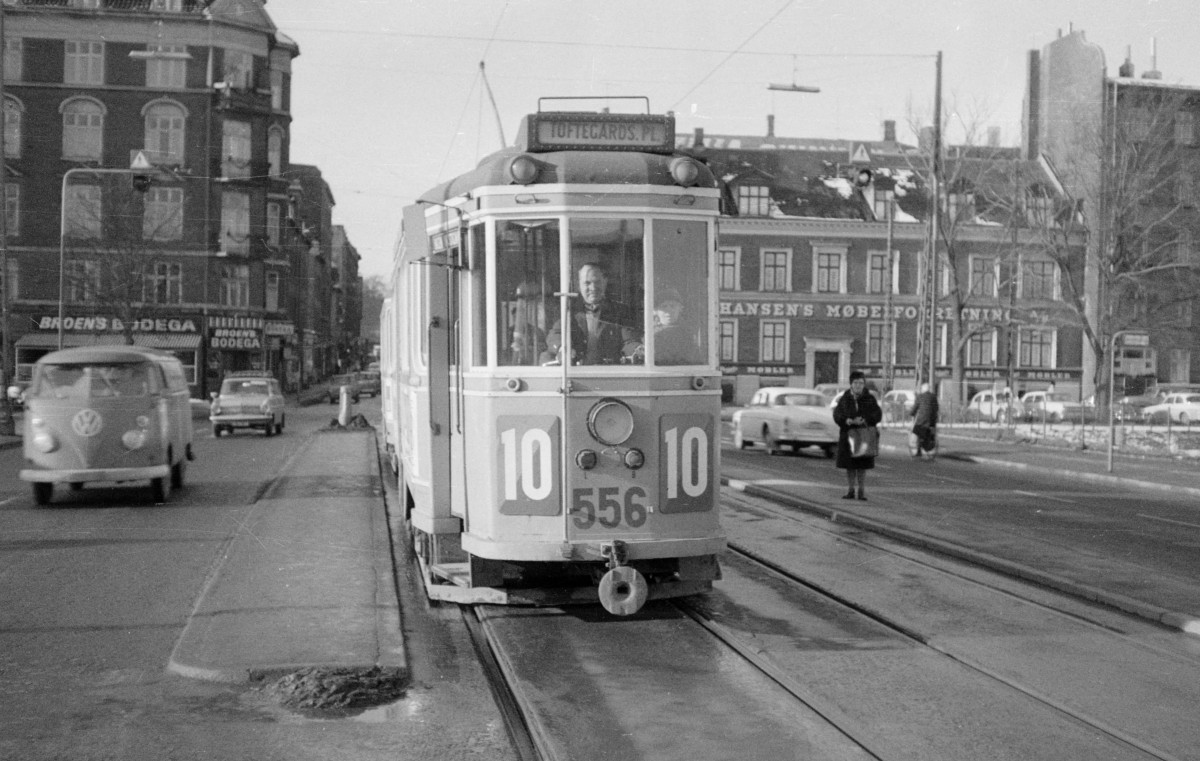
left=58, top=159, right=156, bottom=350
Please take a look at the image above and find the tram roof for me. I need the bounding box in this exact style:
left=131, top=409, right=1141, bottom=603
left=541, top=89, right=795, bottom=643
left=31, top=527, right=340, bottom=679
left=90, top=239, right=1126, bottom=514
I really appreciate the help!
left=418, top=146, right=718, bottom=205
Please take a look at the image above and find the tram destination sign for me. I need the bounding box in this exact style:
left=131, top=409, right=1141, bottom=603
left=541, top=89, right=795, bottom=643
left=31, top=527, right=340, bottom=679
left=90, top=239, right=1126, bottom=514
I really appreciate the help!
left=521, top=112, right=675, bottom=153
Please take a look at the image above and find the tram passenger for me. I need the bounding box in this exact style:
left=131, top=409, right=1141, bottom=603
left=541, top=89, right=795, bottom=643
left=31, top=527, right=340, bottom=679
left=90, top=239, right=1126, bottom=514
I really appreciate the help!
left=653, top=288, right=703, bottom=365
left=544, top=262, right=643, bottom=365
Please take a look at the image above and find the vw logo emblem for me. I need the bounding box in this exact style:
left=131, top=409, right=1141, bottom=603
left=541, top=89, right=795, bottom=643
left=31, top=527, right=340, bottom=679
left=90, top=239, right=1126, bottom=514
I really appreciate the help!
left=72, top=408, right=104, bottom=437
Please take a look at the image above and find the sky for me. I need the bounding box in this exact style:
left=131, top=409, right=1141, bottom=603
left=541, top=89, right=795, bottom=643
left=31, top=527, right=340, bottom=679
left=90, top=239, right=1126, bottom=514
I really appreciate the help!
left=262, top=0, right=1200, bottom=283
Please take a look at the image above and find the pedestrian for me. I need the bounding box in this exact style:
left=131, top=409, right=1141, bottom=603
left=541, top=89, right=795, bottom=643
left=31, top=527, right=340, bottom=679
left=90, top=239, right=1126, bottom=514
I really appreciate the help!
left=833, top=370, right=883, bottom=500
left=910, top=381, right=939, bottom=457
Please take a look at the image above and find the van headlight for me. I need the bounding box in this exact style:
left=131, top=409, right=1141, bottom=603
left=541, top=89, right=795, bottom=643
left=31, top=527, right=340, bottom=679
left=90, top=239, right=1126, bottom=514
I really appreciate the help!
left=30, top=418, right=58, bottom=453
left=122, top=429, right=148, bottom=450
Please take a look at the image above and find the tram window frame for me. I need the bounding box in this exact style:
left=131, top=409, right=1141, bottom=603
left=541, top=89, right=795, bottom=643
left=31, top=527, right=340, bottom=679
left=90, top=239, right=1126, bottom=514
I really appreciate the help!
left=469, top=223, right=487, bottom=367
left=495, top=218, right=561, bottom=368
left=566, top=218, right=646, bottom=366
left=651, top=218, right=710, bottom=367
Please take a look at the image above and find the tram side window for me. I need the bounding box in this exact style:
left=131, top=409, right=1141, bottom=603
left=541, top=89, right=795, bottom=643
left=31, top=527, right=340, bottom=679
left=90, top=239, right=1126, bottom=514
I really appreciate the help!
left=496, top=219, right=560, bottom=367
left=544, top=219, right=645, bottom=365
left=652, top=220, right=709, bottom=365
left=470, top=224, right=487, bottom=367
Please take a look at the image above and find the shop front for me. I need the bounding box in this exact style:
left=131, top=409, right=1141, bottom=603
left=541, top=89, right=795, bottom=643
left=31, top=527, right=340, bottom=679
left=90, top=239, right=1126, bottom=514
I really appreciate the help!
left=205, top=315, right=266, bottom=396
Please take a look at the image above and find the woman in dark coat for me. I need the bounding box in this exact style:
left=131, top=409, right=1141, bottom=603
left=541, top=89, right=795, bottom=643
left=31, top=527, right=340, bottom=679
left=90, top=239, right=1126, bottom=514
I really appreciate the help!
left=833, top=370, right=883, bottom=500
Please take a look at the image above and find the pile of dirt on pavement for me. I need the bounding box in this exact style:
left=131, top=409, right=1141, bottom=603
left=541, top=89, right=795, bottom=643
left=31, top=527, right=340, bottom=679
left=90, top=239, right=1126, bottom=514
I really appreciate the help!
left=264, top=666, right=407, bottom=714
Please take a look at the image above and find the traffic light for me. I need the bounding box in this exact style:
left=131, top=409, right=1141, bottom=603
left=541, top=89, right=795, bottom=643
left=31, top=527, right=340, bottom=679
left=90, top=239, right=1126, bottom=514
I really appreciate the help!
left=131, top=174, right=154, bottom=193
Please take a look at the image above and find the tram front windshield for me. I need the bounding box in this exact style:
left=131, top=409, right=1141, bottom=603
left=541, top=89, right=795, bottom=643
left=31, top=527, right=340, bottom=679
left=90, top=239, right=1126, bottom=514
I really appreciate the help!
left=494, top=218, right=708, bottom=368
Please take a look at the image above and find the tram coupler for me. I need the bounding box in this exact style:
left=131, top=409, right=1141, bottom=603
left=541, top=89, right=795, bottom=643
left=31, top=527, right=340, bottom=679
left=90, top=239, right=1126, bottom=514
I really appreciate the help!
left=598, top=541, right=648, bottom=616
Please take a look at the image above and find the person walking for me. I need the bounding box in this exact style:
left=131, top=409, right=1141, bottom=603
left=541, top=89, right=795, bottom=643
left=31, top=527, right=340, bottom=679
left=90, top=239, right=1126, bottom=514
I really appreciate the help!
left=833, top=371, right=883, bottom=500
left=910, top=381, right=939, bottom=458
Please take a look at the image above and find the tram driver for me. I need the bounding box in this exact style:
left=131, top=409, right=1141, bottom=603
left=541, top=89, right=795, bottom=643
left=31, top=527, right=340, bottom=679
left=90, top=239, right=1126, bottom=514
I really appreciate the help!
left=544, top=262, right=643, bottom=365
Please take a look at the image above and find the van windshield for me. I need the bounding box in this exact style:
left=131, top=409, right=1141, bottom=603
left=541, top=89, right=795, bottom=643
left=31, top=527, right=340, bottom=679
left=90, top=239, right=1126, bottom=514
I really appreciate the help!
left=31, top=363, right=152, bottom=399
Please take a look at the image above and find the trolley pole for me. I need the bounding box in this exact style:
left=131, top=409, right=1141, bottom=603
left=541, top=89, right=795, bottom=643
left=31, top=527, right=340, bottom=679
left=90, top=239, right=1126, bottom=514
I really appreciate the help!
left=0, top=2, right=14, bottom=436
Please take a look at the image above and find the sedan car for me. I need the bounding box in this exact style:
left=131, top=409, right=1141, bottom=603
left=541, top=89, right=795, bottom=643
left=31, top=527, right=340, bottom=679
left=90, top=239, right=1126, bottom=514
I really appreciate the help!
left=880, top=389, right=916, bottom=425
left=1020, top=391, right=1093, bottom=424
left=209, top=373, right=286, bottom=437
left=1142, top=393, right=1200, bottom=425
left=964, top=388, right=1023, bottom=423
left=732, top=387, right=838, bottom=457
left=327, top=373, right=361, bottom=404
left=357, top=370, right=381, bottom=398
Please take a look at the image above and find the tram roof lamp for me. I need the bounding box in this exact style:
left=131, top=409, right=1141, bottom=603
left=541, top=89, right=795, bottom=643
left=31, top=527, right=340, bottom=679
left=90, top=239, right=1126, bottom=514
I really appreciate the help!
left=669, top=157, right=700, bottom=187
left=509, top=155, right=539, bottom=185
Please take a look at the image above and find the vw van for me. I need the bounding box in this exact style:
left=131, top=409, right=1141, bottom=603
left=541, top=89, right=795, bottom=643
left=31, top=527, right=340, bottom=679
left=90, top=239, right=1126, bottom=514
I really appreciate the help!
left=19, top=345, right=195, bottom=505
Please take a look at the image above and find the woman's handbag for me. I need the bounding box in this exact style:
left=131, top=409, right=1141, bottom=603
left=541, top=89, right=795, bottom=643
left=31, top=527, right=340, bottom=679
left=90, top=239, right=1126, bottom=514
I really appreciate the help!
left=848, top=426, right=879, bottom=458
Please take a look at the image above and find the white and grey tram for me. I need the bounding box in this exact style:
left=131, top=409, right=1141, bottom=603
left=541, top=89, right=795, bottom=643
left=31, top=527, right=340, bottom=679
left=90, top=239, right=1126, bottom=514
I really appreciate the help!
left=381, top=100, right=725, bottom=615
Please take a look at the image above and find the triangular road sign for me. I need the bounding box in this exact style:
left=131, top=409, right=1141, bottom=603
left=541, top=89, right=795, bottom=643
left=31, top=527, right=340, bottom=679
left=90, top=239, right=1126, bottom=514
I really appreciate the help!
left=130, top=150, right=154, bottom=170
left=849, top=143, right=871, bottom=164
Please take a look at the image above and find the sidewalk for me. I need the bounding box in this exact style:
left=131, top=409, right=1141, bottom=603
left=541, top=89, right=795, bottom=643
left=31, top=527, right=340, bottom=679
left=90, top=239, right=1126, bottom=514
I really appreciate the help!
left=167, top=428, right=406, bottom=683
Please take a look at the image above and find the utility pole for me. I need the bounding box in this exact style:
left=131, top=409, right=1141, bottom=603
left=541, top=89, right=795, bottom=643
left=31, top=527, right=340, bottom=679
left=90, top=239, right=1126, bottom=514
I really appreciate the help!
left=926, top=50, right=943, bottom=391
left=0, top=2, right=15, bottom=436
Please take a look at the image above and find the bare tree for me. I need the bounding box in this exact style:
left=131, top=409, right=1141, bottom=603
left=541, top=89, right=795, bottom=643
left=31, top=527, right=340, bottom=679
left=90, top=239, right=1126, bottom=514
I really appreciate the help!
left=62, top=175, right=180, bottom=344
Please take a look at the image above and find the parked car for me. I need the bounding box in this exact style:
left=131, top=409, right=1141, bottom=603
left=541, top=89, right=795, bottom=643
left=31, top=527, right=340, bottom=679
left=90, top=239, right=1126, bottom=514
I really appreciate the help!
left=732, top=387, right=838, bottom=457
left=1142, top=393, right=1200, bottom=425
left=327, top=373, right=361, bottom=404
left=1020, top=391, right=1093, bottom=424
left=880, top=389, right=916, bottom=425
left=209, top=372, right=286, bottom=437
left=357, top=370, right=381, bottom=397
left=1115, top=392, right=1160, bottom=422
left=964, top=388, right=1023, bottom=423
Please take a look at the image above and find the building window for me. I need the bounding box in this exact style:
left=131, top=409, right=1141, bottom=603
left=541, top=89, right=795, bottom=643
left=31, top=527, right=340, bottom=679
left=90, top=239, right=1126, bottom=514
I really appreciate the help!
left=1168, top=349, right=1191, bottom=383
left=759, top=320, right=788, bottom=363
left=222, top=120, right=252, bottom=178
left=1178, top=170, right=1196, bottom=208
left=4, top=259, right=16, bottom=301
left=71, top=0, right=101, bottom=7
left=737, top=185, right=771, bottom=217
left=268, top=128, right=283, bottom=177
left=266, top=271, right=280, bottom=311
left=969, top=255, right=998, bottom=297
left=145, top=45, right=187, bottom=89
left=220, top=264, right=250, bottom=307
left=270, top=69, right=284, bottom=110
left=873, top=190, right=894, bottom=221
left=719, top=320, right=737, bottom=362
left=144, top=101, right=186, bottom=164
left=867, top=250, right=899, bottom=294
left=220, top=191, right=251, bottom=255
left=223, top=49, right=253, bottom=90
left=5, top=183, right=20, bottom=237
left=867, top=322, right=895, bottom=364
left=66, top=259, right=101, bottom=302
left=65, top=41, right=104, bottom=86
left=144, top=262, right=183, bottom=304
left=61, top=98, right=104, bottom=161
left=760, top=249, right=790, bottom=291
left=1025, top=189, right=1054, bottom=227
left=1019, top=328, right=1055, bottom=369
left=718, top=247, right=740, bottom=290
left=1176, top=111, right=1196, bottom=146
left=150, top=0, right=184, bottom=10
left=4, top=98, right=21, bottom=158
left=4, top=38, right=21, bottom=82
left=266, top=201, right=281, bottom=247
left=143, top=186, right=183, bottom=241
left=814, top=248, right=844, bottom=293
left=65, top=184, right=102, bottom=239
left=1020, top=259, right=1058, bottom=300
left=967, top=329, right=995, bottom=366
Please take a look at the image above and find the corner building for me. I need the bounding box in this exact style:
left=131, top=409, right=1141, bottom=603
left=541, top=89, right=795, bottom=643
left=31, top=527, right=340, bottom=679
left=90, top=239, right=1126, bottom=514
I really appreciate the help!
left=0, top=0, right=329, bottom=397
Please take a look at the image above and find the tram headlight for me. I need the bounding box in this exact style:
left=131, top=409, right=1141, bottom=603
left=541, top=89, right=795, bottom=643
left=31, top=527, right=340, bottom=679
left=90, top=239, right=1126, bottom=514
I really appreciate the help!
left=669, top=156, right=700, bottom=187
left=509, top=154, right=540, bottom=185
left=587, top=398, right=635, bottom=446
left=623, top=448, right=645, bottom=470
left=576, top=450, right=598, bottom=470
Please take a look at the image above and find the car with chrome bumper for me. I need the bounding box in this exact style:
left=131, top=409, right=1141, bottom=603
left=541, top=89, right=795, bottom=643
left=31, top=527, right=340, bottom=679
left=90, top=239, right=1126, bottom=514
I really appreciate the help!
left=209, top=373, right=286, bottom=437
left=732, top=387, right=838, bottom=457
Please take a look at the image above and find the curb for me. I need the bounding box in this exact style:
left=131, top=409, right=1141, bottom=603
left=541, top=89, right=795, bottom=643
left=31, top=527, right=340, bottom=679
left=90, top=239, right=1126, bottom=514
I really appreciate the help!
left=722, top=473, right=1200, bottom=638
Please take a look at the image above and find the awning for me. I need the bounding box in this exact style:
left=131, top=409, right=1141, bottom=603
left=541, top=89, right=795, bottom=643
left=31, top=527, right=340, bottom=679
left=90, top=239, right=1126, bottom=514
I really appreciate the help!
left=15, top=333, right=202, bottom=350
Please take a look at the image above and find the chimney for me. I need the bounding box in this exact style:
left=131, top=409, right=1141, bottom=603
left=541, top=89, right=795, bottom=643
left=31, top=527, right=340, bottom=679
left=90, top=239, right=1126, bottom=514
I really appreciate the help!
left=1118, top=45, right=1135, bottom=77
left=767, top=114, right=775, bottom=138
left=1142, top=38, right=1162, bottom=80
left=693, top=127, right=704, bottom=148
left=987, top=126, right=1001, bottom=147
left=883, top=120, right=896, bottom=142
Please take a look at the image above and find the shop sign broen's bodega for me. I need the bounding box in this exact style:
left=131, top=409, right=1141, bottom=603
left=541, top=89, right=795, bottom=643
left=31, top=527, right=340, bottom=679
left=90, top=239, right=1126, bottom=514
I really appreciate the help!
left=208, top=315, right=263, bottom=350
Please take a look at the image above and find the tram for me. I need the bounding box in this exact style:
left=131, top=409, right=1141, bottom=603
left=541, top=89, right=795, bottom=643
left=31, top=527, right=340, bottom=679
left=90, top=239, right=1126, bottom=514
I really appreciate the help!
left=381, top=99, right=725, bottom=615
